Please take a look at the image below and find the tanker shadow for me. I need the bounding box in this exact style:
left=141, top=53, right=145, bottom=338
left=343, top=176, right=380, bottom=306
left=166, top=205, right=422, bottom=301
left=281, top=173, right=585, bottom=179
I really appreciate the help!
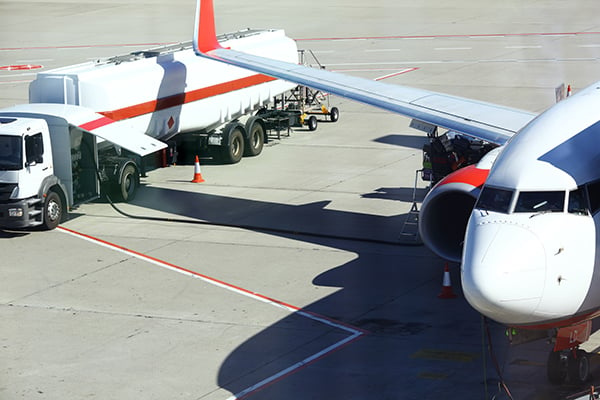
left=128, top=185, right=523, bottom=399
left=131, top=185, right=405, bottom=243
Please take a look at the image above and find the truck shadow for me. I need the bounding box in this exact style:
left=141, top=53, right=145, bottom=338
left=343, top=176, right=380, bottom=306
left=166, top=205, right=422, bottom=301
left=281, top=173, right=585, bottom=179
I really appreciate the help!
left=126, top=185, right=546, bottom=399
left=0, top=230, right=29, bottom=238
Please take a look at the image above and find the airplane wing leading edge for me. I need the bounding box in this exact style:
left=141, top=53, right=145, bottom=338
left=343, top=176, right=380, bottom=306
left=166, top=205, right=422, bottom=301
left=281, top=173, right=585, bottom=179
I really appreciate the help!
left=193, top=0, right=536, bottom=145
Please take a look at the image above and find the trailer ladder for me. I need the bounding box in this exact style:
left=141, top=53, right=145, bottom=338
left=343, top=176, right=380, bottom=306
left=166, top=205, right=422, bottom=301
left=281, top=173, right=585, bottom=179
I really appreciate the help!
left=399, top=169, right=423, bottom=244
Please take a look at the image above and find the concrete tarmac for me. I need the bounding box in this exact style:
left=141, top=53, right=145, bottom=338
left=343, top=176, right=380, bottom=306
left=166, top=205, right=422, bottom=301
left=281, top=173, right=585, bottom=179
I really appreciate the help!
left=2, top=1, right=600, bottom=399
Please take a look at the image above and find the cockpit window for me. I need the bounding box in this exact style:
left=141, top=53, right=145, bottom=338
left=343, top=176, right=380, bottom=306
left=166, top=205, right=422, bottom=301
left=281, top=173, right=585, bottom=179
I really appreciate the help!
left=568, top=187, right=590, bottom=215
left=476, top=186, right=514, bottom=214
left=514, top=191, right=565, bottom=213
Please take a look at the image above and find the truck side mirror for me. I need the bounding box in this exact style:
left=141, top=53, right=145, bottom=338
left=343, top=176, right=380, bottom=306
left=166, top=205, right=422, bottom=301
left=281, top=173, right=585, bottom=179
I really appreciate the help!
left=25, top=133, right=44, bottom=166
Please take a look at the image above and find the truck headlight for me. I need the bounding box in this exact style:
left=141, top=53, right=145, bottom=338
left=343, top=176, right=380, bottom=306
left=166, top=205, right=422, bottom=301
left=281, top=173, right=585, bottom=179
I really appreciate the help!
left=8, top=208, right=23, bottom=217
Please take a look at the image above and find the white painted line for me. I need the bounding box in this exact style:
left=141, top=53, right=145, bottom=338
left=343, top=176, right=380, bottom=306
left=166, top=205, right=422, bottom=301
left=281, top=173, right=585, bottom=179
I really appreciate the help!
left=504, top=45, right=542, bottom=49
left=578, top=44, right=600, bottom=48
left=226, top=331, right=363, bottom=400
left=58, top=226, right=366, bottom=398
left=365, top=48, right=403, bottom=53
left=434, top=47, right=472, bottom=51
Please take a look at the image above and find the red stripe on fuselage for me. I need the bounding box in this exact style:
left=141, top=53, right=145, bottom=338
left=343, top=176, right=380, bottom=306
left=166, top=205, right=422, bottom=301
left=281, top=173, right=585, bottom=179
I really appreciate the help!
left=99, top=73, right=277, bottom=121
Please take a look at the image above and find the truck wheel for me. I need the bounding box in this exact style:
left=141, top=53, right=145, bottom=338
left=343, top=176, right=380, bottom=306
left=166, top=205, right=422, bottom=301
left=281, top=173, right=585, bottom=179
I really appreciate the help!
left=329, top=107, right=340, bottom=122
left=118, top=164, right=138, bottom=202
left=42, top=191, right=62, bottom=230
left=307, top=115, right=318, bottom=131
left=222, top=127, right=244, bottom=164
left=244, top=117, right=265, bottom=157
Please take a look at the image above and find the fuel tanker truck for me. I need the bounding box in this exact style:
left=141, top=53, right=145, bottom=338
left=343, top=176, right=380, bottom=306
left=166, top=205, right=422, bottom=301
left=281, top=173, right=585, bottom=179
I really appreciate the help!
left=0, top=29, right=338, bottom=230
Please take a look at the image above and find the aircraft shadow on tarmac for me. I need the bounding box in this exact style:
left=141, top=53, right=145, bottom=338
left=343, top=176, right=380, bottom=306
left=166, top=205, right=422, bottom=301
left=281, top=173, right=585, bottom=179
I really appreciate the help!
left=374, top=134, right=429, bottom=150
left=362, top=186, right=429, bottom=202
left=127, top=185, right=569, bottom=399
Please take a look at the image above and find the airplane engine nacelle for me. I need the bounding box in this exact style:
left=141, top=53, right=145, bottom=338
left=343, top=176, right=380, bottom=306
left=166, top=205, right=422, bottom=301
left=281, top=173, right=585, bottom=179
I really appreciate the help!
left=419, top=164, right=490, bottom=262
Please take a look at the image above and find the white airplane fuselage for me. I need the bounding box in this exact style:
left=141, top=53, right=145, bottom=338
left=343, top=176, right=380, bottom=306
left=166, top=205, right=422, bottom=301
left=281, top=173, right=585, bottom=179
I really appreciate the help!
left=462, top=82, right=600, bottom=329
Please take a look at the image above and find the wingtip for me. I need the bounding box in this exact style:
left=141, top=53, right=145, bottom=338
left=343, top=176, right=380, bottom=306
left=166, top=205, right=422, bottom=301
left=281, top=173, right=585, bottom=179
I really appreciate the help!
left=193, top=0, right=222, bottom=54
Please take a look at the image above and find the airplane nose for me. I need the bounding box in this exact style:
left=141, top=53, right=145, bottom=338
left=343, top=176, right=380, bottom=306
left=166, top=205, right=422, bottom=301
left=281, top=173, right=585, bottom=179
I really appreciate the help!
left=461, top=219, right=546, bottom=325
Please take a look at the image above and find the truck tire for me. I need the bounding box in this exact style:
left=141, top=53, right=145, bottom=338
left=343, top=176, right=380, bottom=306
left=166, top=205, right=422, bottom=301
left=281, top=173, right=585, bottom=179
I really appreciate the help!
left=222, top=126, right=245, bottom=164
left=117, top=164, right=139, bottom=202
left=244, top=117, right=265, bottom=157
left=42, top=190, right=62, bottom=230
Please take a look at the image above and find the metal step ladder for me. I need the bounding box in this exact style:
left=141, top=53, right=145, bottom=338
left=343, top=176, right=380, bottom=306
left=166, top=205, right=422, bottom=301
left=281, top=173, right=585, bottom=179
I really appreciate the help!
left=399, top=170, right=424, bottom=244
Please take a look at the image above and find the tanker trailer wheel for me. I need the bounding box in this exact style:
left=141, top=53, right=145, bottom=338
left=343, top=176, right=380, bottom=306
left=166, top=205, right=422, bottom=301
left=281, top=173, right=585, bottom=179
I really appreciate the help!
left=244, top=117, right=265, bottom=157
left=117, top=164, right=139, bottom=202
left=221, top=125, right=245, bottom=164
left=42, top=190, right=63, bottom=230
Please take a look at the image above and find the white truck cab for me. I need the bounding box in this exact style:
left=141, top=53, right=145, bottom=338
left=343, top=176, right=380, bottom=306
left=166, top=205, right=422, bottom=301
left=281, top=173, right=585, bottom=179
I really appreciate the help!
left=0, top=114, right=99, bottom=229
left=0, top=104, right=166, bottom=230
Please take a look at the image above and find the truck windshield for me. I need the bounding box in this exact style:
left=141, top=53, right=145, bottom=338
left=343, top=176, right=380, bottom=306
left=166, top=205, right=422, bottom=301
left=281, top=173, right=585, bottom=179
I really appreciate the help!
left=0, top=135, right=22, bottom=170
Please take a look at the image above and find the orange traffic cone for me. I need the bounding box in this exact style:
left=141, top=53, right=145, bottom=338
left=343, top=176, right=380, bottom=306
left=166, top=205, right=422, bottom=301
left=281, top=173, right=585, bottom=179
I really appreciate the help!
left=191, top=155, right=205, bottom=183
left=438, top=263, right=457, bottom=299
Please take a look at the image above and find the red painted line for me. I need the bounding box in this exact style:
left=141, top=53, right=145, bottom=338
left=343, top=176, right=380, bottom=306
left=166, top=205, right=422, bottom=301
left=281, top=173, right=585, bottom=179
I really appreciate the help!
left=58, top=225, right=367, bottom=399
left=58, top=226, right=299, bottom=311
left=99, top=74, right=277, bottom=122
left=57, top=225, right=366, bottom=334
left=0, top=42, right=173, bottom=51
left=0, top=64, right=42, bottom=71
left=78, top=116, right=114, bottom=131
left=296, top=31, right=600, bottom=42
left=375, top=68, right=419, bottom=81
left=2, top=30, right=599, bottom=52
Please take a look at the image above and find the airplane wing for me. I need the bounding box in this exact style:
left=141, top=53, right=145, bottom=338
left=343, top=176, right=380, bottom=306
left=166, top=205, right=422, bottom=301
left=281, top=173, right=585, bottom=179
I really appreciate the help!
left=193, top=0, right=536, bottom=146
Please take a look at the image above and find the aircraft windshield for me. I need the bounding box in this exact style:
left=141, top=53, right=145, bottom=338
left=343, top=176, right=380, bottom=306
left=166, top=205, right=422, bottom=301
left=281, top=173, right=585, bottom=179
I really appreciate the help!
left=568, top=187, right=590, bottom=215
left=0, top=135, right=22, bottom=170
left=514, top=191, right=565, bottom=213
left=476, top=186, right=514, bottom=214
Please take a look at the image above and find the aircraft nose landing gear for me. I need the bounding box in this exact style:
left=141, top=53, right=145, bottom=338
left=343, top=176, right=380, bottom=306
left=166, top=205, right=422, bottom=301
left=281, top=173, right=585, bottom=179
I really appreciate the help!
left=547, top=349, right=590, bottom=385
